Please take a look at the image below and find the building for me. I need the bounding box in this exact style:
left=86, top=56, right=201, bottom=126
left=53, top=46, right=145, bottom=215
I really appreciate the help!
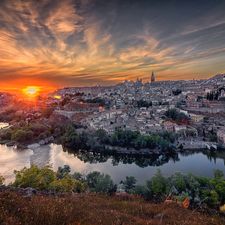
left=186, top=101, right=202, bottom=108
left=217, top=129, right=225, bottom=143
left=163, top=121, right=174, bottom=131
left=151, top=71, right=155, bottom=83
left=189, top=114, right=204, bottom=122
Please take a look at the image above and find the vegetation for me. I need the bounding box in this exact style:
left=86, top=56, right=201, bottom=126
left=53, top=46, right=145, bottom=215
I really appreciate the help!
left=62, top=128, right=178, bottom=152
left=12, top=164, right=86, bottom=193
left=1, top=190, right=225, bottom=225
left=78, top=97, right=106, bottom=106
left=3, top=162, right=225, bottom=211
left=137, top=99, right=152, bottom=108
left=172, top=89, right=182, bottom=96
left=0, top=173, right=5, bottom=185
left=164, top=108, right=189, bottom=124
left=1, top=164, right=225, bottom=224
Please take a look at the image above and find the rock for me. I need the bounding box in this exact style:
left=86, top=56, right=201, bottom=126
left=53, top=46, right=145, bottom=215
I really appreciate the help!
left=194, top=197, right=201, bottom=203
left=38, top=140, right=45, bottom=145
left=154, top=214, right=166, bottom=220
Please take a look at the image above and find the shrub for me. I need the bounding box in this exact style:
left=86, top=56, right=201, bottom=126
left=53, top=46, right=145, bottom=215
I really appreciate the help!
left=220, top=204, right=225, bottom=212
left=94, top=173, right=115, bottom=193
left=134, top=184, right=151, bottom=199
left=0, top=173, right=5, bottom=185
left=12, top=164, right=55, bottom=191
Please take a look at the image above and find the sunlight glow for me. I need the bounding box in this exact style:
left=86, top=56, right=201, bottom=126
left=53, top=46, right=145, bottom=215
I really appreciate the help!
left=23, top=86, right=40, bottom=96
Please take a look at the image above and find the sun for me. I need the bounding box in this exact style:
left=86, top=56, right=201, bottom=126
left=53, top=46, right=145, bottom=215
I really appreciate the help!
left=23, top=86, right=40, bottom=96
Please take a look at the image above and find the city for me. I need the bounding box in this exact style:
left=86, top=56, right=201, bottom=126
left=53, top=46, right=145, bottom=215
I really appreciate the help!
left=1, top=0, right=225, bottom=223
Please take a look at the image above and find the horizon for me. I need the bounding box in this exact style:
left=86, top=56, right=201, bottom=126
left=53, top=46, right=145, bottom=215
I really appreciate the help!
left=1, top=0, right=225, bottom=92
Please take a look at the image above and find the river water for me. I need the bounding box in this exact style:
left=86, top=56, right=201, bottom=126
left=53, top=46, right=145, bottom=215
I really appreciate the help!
left=0, top=123, right=225, bottom=185
left=0, top=143, right=225, bottom=185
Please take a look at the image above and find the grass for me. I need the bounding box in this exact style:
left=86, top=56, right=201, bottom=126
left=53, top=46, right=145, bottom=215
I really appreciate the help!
left=0, top=190, right=225, bottom=225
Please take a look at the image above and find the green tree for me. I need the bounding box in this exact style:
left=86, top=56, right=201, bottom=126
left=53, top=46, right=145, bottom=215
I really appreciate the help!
left=11, top=130, right=26, bottom=142
left=5, top=130, right=13, bottom=140
left=147, top=169, right=171, bottom=196
left=95, top=129, right=107, bottom=144
left=72, top=172, right=83, bottom=181
left=210, top=169, right=225, bottom=203
left=25, top=131, right=34, bottom=141
left=86, top=171, right=101, bottom=189
left=38, top=133, right=46, bottom=141
left=122, top=176, right=137, bottom=192
left=94, top=173, right=115, bottom=193
left=134, top=136, right=146, bottom=150
left=12, top=164, right=55, bottom=191
left=57, top=165, right=71, bottom=179
left=134, top=184, right=151, bottom=199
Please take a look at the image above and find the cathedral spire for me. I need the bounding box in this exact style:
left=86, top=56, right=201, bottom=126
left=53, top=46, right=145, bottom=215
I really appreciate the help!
left=151, top=70, right=155, bottom=83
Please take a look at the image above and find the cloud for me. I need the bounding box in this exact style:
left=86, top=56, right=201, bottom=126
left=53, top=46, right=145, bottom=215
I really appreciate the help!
left=0, top=0, right=225, bottom=90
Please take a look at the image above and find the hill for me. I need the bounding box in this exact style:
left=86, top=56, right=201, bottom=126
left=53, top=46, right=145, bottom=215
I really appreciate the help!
left=209, top=73, right=225, bottom=80
left=0, top=188, right=224, bottom=225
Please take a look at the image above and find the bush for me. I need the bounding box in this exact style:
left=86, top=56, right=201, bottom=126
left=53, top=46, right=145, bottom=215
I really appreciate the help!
left=12, top=164, right=55, bottom=191
left=220, top=204, right=225, bottom=212
left=11, top=130, right=26, bottom=142
left=0, top=173, right=5, bottom=185
left=134, top=184, right=151, bottom=199
left=94, top=174, right=115, bottom=193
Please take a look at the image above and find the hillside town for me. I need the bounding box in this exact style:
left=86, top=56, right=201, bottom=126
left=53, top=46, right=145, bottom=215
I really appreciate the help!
left=1, top=73, right=225, bottom=151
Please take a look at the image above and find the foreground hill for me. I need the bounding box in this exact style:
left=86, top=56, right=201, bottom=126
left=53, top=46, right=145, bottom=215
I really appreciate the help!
left=0, top=189, right=224, bottom=225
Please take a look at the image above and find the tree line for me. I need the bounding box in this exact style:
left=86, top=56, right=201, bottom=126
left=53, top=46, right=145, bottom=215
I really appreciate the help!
left=1, top=165, right=224, bottom=210
left=62, top=128, right=179, bottom=152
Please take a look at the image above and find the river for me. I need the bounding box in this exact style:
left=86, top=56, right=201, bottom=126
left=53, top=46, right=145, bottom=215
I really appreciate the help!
left=1, top=122, right=225, bottom=185
left=0, top=143, right=225, bottom=185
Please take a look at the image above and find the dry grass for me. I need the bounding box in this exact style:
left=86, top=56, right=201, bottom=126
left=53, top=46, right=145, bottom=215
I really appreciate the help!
left=0, top=190, right=224, bottom=225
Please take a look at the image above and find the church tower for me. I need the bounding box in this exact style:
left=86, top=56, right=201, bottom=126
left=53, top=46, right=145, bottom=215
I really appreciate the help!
left=151, top=71, right=155, bottom=83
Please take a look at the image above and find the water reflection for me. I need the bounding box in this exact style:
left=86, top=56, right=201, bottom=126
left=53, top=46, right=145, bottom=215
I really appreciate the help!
left=0, top=145, right=33, bottom=184
left=180, top=150, right=225, bottom=166
left=63, top=147, right=180, bottom=168
left=1, top=143, right=225, bottom=185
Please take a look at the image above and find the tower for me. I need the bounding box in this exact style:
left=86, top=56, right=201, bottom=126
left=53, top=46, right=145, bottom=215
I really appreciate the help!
left=151, top=71, right=155, bottom=83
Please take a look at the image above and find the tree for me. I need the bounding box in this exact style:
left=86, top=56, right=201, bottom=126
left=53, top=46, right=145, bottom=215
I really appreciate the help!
left=172, top=89, right=182, bottom=96
left=147, top=169, right=171, bottom=196
left=134, top=184, right=151, bottom=199
left=41, top=108, right=54, bottom=118
left=12, top=164, right=55, bottom=191
left=25, top=131, right=34, bottom=141
left=38, top=133, right=46, bottom=141
left=207, top=133, right=217, bottom=142
left=57, top=165, right=71, bottom=179
left=72, top=172, right=83, bottom=181
left=210, top=169, right=225, bottom=204
left=122, top=176, right=137, bottom=192
left=11, top=130, right=26, bottom=142
left=110, top=134, right=118, bottom=146
left=5, top=130, right=13, bottom=140
left=54, top=128, right=61, bottom=136
left=95, top=129, right=107, bottom=144
left=94, top=173, right=115, bottom=193
left=86, top=171, right=101, bottom=189
left=134, top=136, right=146, bottom=150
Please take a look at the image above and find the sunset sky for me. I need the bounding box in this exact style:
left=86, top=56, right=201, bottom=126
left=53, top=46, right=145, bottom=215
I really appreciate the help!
left=1, top=0, right=225, bottom=91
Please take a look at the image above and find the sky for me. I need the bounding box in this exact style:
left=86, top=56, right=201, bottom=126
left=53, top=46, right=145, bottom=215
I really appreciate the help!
left=1, top=0, right=225, bottom=91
